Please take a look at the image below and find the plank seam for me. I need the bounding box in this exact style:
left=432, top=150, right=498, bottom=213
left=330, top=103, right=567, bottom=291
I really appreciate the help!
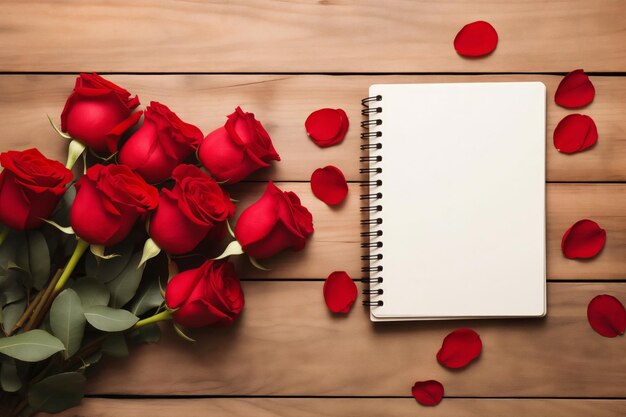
left=83, top=394, right=626, bottom=400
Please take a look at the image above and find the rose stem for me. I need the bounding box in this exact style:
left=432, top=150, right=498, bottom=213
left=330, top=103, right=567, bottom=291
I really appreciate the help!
left=0, top=227, right=9, bottom=246
left=8, top=290, right=45, bottom=335
left=132, top=309, right=173, bottom=330
left=53, top=238, right=89, bottom=294
left=23, top=269, right=63, bottom=332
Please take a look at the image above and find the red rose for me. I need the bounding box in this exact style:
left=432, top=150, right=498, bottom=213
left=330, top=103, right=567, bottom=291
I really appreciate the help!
left=165, top=260, right=244, bottom=327
left=149, top=164, right=235, bottom=254
left=198, top=107, right=280, bottom=183
left=234, top=181, right=313, bottom=259
left=119, top=102, right=203, bottom=183
left=70, top=164, right=158, bottom=246
left=61, top=73, right=141, bottom=155
left=0, top=149, right=73, bottom=230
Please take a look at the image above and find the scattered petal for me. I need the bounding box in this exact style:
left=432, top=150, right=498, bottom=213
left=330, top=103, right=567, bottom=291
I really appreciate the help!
left=587, top=294, right=626, bottom=337
left=453, top=21, right=498, bottom=57
left=411, top=380, right=444, bottom=406
left=555, top=69, right=595, bottom=109
left=561, top=219, right=606, bottom=259
left=311, top=166, right=349, bottom=205
left=436, top=328, right=482, bottom=369
left=305, top=108, right=349, bottom=147
left=553, top=114, right=598, bottom=153
left=323, top=271, right=357, bottom=314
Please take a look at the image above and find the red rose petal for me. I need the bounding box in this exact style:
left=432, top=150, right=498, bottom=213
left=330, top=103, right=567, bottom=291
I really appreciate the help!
left=454, top=21, right=498, bottom=57
left=561, top=219, right=606, bottom=259
left=310, top=166, right=348, bottom=206
left=323, top=271, right=357, bottom=314
left=553, top=114, right=598, bottom=154
left=555, top=69, right=595, bottom=109
left=436, top=328, right=482, bottom=369
left=587, top=294, right=626, bottom=337
left=411, top=380, right=444, bottom=406
left=305, top=108, right=349, bottom=147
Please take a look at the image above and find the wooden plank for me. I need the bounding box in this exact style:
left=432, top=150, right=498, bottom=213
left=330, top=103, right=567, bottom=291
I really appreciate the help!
left=85, top=282, right=626, bottom=397
left=230, top=183, right=625, bottom=280
left=48, top=398, right=626, bottom=417
left=1, top=1, right=624, bottom=72
left=1, top=74, right=625, bottom=182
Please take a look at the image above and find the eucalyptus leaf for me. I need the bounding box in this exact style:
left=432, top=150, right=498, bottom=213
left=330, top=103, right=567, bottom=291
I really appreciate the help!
left=128, top=322, right=161, bottom=344
left=83, top=306, right=138, bottom=332
left=50, top=289, right=85, bottom=358
left=0, top=358, right=21, bottom=392
left=0, top=271, right=25, bottom=307
left=71, top=278, right=110, bottom=307
left=106, top=252, right=145, bottom=308
left=2, top=299, right=25, bottom=332
left=16, top=231, right=50, bottom=290
left=130, top=277, right=164, bottom=316
left=0, top=329, right=64, bottom=362
left=85, top=240, right=133, bottom=283
left=101, top=333, right=128, bottom=358
left=28, top=371, right=86, bottom=413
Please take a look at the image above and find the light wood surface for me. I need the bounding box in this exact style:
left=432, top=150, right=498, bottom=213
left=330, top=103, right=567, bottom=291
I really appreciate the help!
left=1, top=74, right=625, bottom=182
left=2, top=0, right=625, bottom=415
left=230, top=183, right=626, bottom=280
left=85, top=282, right=626, bottom=397
left=1, top=0, right=624, bottom=73
left=49, top=398, right=626, bottom=417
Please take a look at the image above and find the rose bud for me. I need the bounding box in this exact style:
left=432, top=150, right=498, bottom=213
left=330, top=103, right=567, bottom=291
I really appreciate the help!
left=165, top=260, right=244, bottom=327
left=149, top=164, right=235, bottom=254
left=61, top=73, right=141, bottom=155
left=0, top=149, right=73, bottom=230
left=119, top=102, right=203, bottom=184
left=198, top=107, right=280, bottom=184
left=234, top=181, right=313, bottom=259
left=70, top=164, right=158, bottom=246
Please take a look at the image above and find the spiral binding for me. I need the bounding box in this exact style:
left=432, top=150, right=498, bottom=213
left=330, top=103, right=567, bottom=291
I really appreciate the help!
left=360, top=94, right=383, bottom=308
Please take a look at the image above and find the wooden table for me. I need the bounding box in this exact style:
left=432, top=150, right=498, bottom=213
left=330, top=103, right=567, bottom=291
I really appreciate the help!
left=2, top=1, right=625, bottom=415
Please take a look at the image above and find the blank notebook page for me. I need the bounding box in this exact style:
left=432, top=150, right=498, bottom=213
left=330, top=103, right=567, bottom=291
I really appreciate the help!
left=368, top=82, right=546, bottom=320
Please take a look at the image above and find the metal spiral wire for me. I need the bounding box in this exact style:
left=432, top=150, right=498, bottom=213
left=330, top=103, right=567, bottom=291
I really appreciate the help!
left=360, top=95, right=383, bottom=308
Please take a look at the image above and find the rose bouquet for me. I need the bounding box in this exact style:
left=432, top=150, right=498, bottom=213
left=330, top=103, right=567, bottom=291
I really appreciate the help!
left=0, top=74, right=313, bottom=416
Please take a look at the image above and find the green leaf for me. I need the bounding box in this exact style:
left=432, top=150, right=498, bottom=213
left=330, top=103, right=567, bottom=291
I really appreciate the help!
left=138, top=238, right=161, bottom=268
left=85, top=240, right=133, bottom=283
left=47, top=114, right=72, bottom=139
left=130, top=277, right=164, bottom=316
left=83, top=306, right=138, bottom=332
left=128, top=322, right=161, bottom=344
left=101, top=333, right=128, bottom=358
left=212, top=240, right=244, bottom=260
left=28, top=371, right=86, bottom=413
left=0, top=329, right=64, bottom=362
left=71, top=278, right=110, bottom=307
left=2, top=299, right=26, bottom=331
left=0, top=358, right=22, bottom=392
left=50, top=289, right=85, bottom=358
left=66, top=139, right=86, bottom=170
left=106, top=252, right=145, bottom=308
left=41, top=219, right=75, bottom=235
left=16, top=231, right=50, bottom=291
left=0, top=270, right=25, bottom=307
left=90, top=244, right=120, bottom=260
left=248, top=255, right=271, bottom=271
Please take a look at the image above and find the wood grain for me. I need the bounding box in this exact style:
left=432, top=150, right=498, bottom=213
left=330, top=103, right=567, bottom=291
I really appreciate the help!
left=48, top=398, right=626, bottom=417
left=228, top=183, right=625, bottom=280
left=1, top=1, right=624, bottom=73
left=1, top=74, right=625, bottom=182
left=85, top=282, right=626, bottom=397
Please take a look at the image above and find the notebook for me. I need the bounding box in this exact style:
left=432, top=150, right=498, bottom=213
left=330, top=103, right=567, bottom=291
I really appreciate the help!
left=361, top=82, right=546, bottom=322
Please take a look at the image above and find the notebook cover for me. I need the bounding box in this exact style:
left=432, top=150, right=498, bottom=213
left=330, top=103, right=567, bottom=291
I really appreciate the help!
left=365, top=82, right=546, bottom=321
